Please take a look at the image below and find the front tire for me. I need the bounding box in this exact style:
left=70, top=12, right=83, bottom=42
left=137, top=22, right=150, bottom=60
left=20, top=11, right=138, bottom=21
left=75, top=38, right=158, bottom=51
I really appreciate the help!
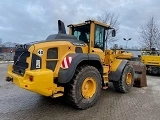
left=113, top=64, right=134, bottom=93
left=66, top=65, right=102, bottom=109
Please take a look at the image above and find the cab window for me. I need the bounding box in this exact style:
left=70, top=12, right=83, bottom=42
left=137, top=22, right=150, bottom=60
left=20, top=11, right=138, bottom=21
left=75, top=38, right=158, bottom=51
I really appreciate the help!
left=94, top=25, right=105, bottom=50
left=72, top=24, right=90, bottom=43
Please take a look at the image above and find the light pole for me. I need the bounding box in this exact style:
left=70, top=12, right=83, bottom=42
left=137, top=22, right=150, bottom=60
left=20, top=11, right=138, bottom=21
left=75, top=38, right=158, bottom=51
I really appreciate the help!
left=123, top=38, right=132, bottom=49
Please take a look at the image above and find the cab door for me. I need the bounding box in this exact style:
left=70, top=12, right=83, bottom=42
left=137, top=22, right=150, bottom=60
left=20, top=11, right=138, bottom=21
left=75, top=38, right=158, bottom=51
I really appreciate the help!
left=91, top=24, right=105, bottom=63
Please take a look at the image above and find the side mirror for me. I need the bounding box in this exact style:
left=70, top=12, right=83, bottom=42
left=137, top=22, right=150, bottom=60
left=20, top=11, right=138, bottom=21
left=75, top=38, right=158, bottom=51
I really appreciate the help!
left=112, top=29, right=116, bottom=37
left=138, top=55, right=141, bottom=58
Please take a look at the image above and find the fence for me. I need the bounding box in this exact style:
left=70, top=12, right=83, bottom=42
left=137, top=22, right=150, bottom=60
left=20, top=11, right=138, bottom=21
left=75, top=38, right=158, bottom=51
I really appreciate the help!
left=0, top=47, right=15, bottom=61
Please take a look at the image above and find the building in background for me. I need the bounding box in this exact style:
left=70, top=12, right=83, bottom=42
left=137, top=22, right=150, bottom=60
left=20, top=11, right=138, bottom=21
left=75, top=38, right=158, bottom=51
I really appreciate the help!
left=0, top=47, right=15, bottom=61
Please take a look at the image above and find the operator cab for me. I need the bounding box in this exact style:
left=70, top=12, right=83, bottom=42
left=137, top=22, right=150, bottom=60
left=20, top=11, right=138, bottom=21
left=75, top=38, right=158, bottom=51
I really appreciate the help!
left=142, top=48, right=159, bottom=56
left=68, top=20, right=116, bottom=51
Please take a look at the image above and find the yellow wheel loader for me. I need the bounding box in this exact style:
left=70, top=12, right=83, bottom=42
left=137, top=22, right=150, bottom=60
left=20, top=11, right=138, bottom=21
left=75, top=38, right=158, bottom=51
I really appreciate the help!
left=140, top=48, right=160, bottom=75
left=6, top=20, right=147, bottom=109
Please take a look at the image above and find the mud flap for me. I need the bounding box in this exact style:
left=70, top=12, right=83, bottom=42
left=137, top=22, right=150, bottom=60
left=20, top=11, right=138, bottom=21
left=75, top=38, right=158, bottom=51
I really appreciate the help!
left=128, top=61, right=147, bottom=87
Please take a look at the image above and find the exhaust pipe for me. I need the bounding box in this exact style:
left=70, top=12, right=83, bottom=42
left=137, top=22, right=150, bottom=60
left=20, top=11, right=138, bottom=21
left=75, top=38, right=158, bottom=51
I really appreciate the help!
left=58, top=20, right=66, bottom=34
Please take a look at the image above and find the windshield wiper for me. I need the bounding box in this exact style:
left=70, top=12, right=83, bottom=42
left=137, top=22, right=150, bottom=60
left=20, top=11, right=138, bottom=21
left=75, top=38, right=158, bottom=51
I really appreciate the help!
left=14, top=52, right=25, bottom=65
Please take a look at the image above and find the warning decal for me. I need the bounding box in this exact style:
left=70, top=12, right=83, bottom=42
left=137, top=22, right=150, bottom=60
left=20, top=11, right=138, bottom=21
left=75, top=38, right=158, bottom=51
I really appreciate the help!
left=36, top=60, right=40, bottom=68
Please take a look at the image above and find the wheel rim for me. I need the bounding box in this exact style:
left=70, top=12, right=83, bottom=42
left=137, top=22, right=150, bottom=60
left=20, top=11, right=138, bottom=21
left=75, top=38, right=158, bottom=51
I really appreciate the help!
left=126, top=72, right=132, bottom=85
left=82, top=77, right=96, bottom=99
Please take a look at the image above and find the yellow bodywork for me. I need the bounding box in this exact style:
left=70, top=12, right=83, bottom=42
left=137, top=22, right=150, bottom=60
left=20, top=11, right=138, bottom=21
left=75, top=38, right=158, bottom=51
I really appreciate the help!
left=140, top=50, right=160, bottom=66
left=31, top=41, right=88, bottom=76
left=109, top=59, right=122, bottom=72
left=115, top=50, right=133, bottom=60
left=6, top=45, right=123, bottom=97
left=6, top=41, right=88, bottom=97
left=141, top=55, right=160, bottom=66
left=7, top=65, right=64, bottom=96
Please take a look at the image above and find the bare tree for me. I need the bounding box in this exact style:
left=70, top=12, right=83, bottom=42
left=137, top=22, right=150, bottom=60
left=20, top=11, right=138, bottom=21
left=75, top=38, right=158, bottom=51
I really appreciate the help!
left=0, top=38, right=2, bottom=45
left=89, top=12, right=119, bottom=49
left=139, top=16, right=160, bottom=50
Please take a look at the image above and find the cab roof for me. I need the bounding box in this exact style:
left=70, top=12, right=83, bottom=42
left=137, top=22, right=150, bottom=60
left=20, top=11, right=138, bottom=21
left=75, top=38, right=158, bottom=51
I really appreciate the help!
left=67, top=20, right=110, bottom=28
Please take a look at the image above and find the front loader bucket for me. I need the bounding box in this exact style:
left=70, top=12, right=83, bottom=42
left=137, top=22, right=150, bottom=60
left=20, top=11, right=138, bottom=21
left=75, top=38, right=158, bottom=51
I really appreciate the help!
left=129, top=61, right=147, bottom=87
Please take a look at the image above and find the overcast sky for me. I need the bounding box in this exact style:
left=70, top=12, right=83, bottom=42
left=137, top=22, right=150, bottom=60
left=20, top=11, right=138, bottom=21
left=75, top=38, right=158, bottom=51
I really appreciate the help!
left=0, top=0, right=160, bottom=47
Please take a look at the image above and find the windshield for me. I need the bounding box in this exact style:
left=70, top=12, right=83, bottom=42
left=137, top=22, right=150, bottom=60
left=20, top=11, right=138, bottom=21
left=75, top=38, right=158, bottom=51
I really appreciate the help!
left=142, top=51, right=150, bottom=55
left=72, top=24, right=90, bottom=43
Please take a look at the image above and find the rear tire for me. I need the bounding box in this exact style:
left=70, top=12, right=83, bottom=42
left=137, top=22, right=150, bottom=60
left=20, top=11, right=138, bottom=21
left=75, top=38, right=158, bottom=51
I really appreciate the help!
left=113, top=64, right=134, bottom=93
left=151, top=67, right=159, bottom=75
left=65, top=65, right=102, bottom=109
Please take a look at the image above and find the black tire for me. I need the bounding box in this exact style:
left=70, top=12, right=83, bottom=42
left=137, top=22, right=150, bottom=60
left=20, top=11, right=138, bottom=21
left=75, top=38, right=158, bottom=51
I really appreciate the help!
left=146, top=66, right=151, bottom=75
left=151, top=67, right=159, bottom=75
left=65, top=65, right=102, bottom=109
left=113, top=64, right=134, bottom=93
